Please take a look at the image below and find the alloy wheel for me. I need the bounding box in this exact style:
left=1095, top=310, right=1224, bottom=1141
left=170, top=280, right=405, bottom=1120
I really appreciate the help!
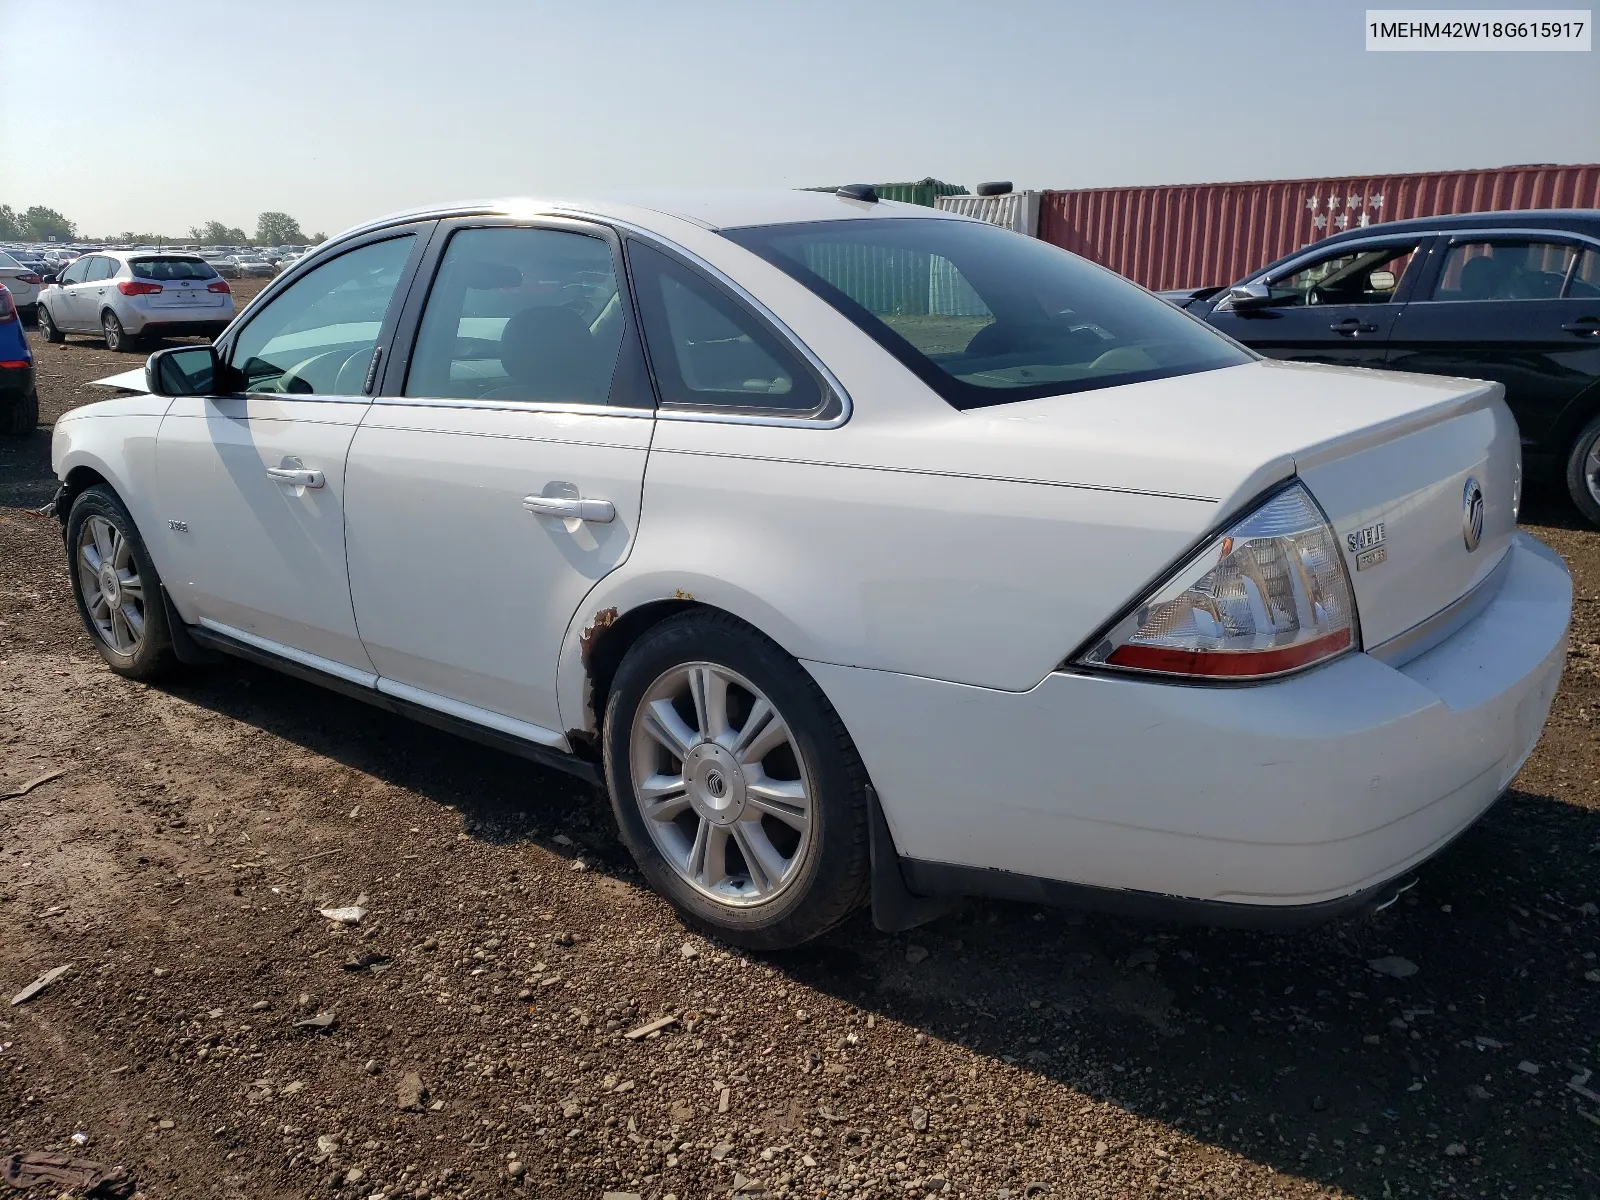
left=77, top=514, right=146, bottom=655
left=1586, top=436, right=1600, bottom=509
left=628, top=662, right=814, bottom=907
left=103, top=314, right=122, bottom=351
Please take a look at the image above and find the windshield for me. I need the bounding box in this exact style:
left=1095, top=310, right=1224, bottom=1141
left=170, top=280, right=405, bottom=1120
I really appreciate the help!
left=723, top=218, right=1252, bottom=409
left=131, top=257, right=218, bottom=280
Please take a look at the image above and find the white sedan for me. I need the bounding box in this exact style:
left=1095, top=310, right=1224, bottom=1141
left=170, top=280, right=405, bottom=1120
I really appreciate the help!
left=49, top=190, right=1570, bottom=948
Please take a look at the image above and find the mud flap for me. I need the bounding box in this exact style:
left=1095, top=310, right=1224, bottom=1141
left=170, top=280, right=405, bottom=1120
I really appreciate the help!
left=869, top=786, right=959, bottom=933
left=161, top=586, right=221, bottom=666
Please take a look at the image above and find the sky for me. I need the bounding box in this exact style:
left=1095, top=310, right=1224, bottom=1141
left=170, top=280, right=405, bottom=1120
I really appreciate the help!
left=2, top=0, right=1597, bottom=239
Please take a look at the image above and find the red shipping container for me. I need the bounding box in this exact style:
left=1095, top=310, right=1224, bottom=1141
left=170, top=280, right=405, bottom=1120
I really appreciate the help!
left=1039, top=164, right=1600, bottom=291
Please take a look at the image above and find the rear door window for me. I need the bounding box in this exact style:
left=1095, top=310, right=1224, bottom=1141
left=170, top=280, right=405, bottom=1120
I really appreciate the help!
left=1431, top=240, right=1577, bottom=301
left=1570, top=250, right=1600, bottom=299
left=229, top=234, right=417, bottom=395
left=86, top=257, right=119, bottom=282
left=404, top=225, right=636, bottom=405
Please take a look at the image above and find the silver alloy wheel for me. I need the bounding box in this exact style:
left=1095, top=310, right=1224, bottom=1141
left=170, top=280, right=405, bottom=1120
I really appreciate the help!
left=102, top=314, right=120, bottom=350
left=77, top=514, right=146, bottom=655
left=629, top=662, right=814, bottom=907
left=1586, top=434, right=1600, bottom=507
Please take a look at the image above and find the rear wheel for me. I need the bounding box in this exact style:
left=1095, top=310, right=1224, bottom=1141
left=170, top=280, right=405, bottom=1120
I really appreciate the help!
left=0, top=386, right=38, bottom=438
left=102, top=311, right=137, bottom=353
left=603, top=611, right=872, bottom=949
left=1564, top=413, right=1600, bottom=527
left=37, top=304, right=63, bottom=343
left=66, top=486, right=179, bottom=679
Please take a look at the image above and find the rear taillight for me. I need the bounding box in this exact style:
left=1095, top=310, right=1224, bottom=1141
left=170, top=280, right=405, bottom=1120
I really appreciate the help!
left=206, top=279, right=231, bottom=294
left=0, top=360, right=30, bottom=369
left=118, top=280, right=163, bottom=296
left=0, top=290, right=15, bottom=323
left=19, top=273, right=41, bottom=286
left=1077, top=482, right=1359, bottom=681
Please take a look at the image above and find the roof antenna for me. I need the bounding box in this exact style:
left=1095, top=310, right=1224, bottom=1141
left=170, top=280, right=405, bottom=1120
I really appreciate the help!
left=836, top=184, right=879, bottom=203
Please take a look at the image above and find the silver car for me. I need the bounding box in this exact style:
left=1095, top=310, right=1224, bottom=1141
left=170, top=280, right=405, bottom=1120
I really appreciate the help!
left=37, top=252, right=236, bottom=351
left=0, top=250, right=43, bottom=318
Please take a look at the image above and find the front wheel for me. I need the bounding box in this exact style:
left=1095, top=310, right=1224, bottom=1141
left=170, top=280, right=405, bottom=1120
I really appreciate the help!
left=603, top=611, right=872, bottom=949
left=66, top=486, right=179, bottom=679
left=1564, top=412, right=1600, bottom=527
left=37, top=304, right=63, bottom=343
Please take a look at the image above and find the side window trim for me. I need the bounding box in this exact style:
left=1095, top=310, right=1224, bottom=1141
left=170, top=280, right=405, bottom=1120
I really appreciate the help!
left=615, top=228, right=851, bottom=428
left=376, top=214, right=654, bottom=415
left=214, top=222, right=435, bottom=399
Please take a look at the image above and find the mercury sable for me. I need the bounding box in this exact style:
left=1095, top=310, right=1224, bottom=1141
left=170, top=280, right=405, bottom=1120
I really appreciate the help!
left=48, top=189, right=1571, bottom=948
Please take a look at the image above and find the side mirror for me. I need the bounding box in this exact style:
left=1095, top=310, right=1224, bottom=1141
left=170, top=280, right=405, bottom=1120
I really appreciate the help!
left=1225, top=282, right=1273, bottom=310
left=146, top=345, right=221, bottom=396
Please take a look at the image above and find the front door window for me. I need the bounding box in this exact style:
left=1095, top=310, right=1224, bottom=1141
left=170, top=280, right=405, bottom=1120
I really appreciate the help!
left=229, top=235, right=416, bottom=395
left=1263, top=244, right=1421, bottom=307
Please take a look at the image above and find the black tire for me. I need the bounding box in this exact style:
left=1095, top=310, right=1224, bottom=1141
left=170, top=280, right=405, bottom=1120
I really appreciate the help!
left=0, top=386, right=37, bottom=438
left=65, top=485, right=180, bottom=680
left=603, top=610, right=872, bottom=950
left=1565, top=412, right=1600, bottom=527
left=37, top=304, right=63, bottom=343
left=101, top=310, right=135, bottom=353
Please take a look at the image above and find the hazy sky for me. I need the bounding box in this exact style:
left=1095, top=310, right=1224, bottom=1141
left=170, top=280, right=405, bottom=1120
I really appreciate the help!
left=2, top=0, right=1596, bottom=238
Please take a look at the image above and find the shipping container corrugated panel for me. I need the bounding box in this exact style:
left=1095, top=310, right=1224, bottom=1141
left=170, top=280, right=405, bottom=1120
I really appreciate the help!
left=1038, top=164, right=1600, bottom=291
left=804, top=178, right=967, bottom=208
left=934, top=192, right=1042, bottom=237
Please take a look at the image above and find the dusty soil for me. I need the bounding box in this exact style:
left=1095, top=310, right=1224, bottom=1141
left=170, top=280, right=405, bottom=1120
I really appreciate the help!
left=1, top=317, right=1597, bottom=1200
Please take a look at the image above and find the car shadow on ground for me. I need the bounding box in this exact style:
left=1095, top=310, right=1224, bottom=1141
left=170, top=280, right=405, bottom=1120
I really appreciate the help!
left=149, top=658, right=1600, bottom=1200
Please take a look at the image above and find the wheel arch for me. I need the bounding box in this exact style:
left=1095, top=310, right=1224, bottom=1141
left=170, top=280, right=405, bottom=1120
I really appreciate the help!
left=555, top=570, right=820, bottom=757
left=1547, top=377, right=1600, bottom=470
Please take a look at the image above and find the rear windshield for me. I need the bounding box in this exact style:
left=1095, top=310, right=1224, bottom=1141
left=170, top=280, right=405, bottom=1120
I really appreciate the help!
left=723, top=218, right=1252, bottom=409
left=0, top=252, right=20, bottom=270
left=131, top=257, right=218, bottom=280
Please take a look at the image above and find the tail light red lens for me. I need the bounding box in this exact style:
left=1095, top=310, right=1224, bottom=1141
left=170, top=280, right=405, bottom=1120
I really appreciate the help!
left=19, top=273, right=42, bottom=286
left=0, top=290, right=16, bottom=323
left=206, top=279, right=231, bottom=294
left=118, top=280, right=163, bottom=296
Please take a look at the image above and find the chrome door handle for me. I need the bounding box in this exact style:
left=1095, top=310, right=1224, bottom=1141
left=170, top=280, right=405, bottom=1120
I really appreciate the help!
left=266, top=467, right=325, bottom=488
left=522, top=494, right=615, bottom=523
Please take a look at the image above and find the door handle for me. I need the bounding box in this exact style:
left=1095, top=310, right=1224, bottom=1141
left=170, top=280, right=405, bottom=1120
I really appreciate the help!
left=1561, top=319, right=1600, bottom=337
left=266, top=467, right=325, bottom=488
left=1330, top=318, right=1379, bottom=335
left=522, top=494, right=615, bottom=523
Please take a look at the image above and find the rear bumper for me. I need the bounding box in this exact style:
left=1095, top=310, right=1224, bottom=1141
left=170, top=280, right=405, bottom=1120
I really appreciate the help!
left=120, top=313, right=231, bottom=338
left=810, top=532, right=1570, bottom=918
left=0, top=364, right=35, bottom=398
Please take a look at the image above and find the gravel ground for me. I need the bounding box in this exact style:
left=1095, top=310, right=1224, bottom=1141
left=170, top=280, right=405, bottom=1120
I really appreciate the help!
left=1, top=319, right=1597, bottom=1200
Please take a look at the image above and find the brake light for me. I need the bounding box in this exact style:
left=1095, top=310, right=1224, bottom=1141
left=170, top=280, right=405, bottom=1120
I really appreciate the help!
left=206, top=279, right=230, bottom=294
left=0, top=290, right=15, bottom=324
left=0, top=360, right=29, bottom=369
left=1077, top=482, right=1359, bottom=681
left=118, top=280, right=163, bottom=296
left=19, top=273, right=41, bottom=286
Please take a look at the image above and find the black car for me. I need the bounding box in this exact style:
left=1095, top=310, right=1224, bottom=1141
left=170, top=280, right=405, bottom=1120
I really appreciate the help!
left=1165, top=210, right=1600, bottom=523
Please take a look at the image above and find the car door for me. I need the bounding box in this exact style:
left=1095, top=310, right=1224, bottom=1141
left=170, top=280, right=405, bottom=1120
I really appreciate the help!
left=154, top=228, right=429, bottom=680
left=1204, top=237, right=1432, bottom=367
left=81, top=254, right=120, bottom=328
left=344, top=217, right=654, bottom=742
left=52, top=256, right=92, bottom=329
left=1385, top=235, right=1600, bottom=460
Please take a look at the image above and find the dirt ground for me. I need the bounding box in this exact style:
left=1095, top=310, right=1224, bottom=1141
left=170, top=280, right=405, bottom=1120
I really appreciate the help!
left=1, top=304, right=1597, bottom=1200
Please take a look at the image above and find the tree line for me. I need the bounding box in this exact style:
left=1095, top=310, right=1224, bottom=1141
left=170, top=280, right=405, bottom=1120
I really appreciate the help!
left=0, top=205, right=325, bottom=247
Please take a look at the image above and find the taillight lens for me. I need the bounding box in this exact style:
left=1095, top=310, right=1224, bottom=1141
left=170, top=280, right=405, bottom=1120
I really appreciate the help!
left=206, top=279, right=230, bottom=294
left=1079, top=482, right=1359, bottom=681
left=0, top=290, right=15, bottom=324
left=118, top=280, right=163, bottom=296
left=19, top=273, right=41, bottom=286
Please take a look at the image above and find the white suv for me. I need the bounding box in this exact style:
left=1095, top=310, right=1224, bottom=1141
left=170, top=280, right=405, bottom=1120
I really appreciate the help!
left=37, top=251, right=235, bottom=351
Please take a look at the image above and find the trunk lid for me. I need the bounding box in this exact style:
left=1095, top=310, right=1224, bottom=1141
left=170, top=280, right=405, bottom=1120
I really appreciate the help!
left=936, top=358, right=1518, bottom=649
